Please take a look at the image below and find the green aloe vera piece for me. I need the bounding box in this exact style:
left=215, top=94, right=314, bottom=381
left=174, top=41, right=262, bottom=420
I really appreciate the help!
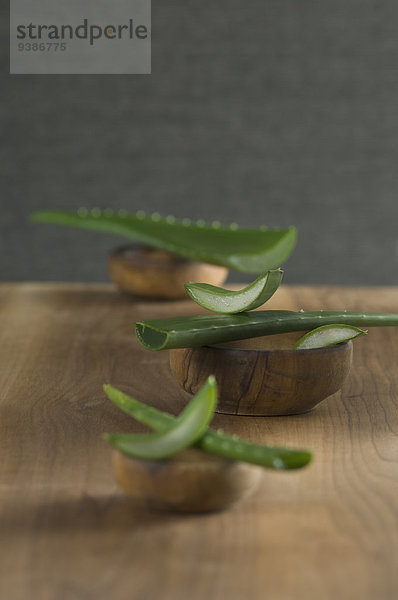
left=105, top=376, right=217, bottom=459
left=184, top=269, right=283, bottom=314
left=104, top=384, right=312, bottom=470
left=293, top=324, right=367, bottom=349
left=31, top=210, right=297, bottom=273
left=135, top=310, right=398, bottom=350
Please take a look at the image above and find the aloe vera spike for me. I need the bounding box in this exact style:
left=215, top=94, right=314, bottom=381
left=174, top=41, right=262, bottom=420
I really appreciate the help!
left=103, top=385, right=312, bottom=470
left=104, top=386, right=175, bottom=432
left=31, top=210, right=297, bottom=273
left=184, top=269, right=283, bottom=314
left=293, top=324, right=367, bottom=349
left=105, top=376, right=217, bottom=459
left=135, top=310, right=398, bottom=351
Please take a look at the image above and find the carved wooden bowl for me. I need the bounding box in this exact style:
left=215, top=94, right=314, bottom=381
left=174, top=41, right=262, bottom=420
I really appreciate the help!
left=108, top=245, right=228, bottom=299
left=113, top=447, right=262, bottom=513
left=169, top=332, right=353, bottom=416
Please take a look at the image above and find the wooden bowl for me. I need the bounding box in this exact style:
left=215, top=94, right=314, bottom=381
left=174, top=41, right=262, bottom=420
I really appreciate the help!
left=169, top=332, right=353, bottom=416
left=113, top=447, right=262, bottom=513
left=108, top=245, right=228, bottom=299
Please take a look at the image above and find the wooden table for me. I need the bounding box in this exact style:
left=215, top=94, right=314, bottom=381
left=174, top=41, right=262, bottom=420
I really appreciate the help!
left=0, top=283, right=397, bottom=600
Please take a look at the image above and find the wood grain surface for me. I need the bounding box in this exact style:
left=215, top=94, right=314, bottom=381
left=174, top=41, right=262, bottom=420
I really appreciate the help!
left=0, top=283, right=397, bottom=600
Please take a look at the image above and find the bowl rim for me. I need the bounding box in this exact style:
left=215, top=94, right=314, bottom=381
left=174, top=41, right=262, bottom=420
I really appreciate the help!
left=202, top=339, right=353, bottom=356
left=113, top=447, right=258, bottom=469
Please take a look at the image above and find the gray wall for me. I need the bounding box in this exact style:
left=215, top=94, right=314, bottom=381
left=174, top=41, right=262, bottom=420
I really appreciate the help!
left=1, top=1, right=398, bottom=285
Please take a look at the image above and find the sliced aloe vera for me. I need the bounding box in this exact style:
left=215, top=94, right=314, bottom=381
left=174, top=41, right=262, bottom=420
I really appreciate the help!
left=105, top=376, right=217, bottom=459
left=135, top=310, right=398, bottom=351
left=293, top=324, right=367, bottom=349
left=104, top=384, right=312, bottom=470
left=31, top=210, right=297, bottom=273
left=184, top=269, right=283, bottom=314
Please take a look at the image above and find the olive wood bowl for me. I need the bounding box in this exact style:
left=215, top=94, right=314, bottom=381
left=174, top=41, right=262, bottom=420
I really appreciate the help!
left=113, top=447, right=262, bottom=513
left=108, top=245, right=228, bottom=299
left=169, top=332, right=353, bottom=416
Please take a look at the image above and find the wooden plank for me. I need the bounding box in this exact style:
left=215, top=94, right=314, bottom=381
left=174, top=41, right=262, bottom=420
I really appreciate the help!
left=0, top=283, right=397, bottom=600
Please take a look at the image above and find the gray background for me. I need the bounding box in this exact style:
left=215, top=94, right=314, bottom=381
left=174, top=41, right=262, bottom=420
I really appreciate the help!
left=1, top=1, right=397, bottom=285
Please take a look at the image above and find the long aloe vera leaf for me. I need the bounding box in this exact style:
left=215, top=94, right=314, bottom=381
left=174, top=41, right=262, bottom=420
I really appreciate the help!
left=103, top=385, right=312, bottom=470
left=184, top=269, right=283, bottom=314
left=293, top=324, right=367, bottom=349
left=31, top=210, right=297, bottom=273
left=135, top=310, right=398, bottom=350
left=105, top=376, right=217, bottom=459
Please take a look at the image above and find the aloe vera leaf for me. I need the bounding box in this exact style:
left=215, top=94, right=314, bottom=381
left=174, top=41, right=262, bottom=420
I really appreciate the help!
left=105, top=376, right=217, bottom=459
left=293, top=324, right=367, bottom=349
left=135, top=310, right=398, bottom=351
left=103, top=384, right=312, bottom=470
left=184, top=269, right=283, bottom=314
left=31, top=210, right=297, bottom=273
